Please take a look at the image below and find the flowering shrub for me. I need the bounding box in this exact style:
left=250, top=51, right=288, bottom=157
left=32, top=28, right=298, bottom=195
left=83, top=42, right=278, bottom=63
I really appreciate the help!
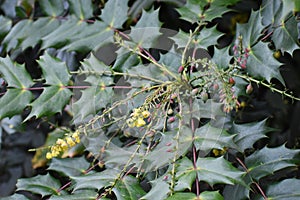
left=0, top=0, right=300, bottom=200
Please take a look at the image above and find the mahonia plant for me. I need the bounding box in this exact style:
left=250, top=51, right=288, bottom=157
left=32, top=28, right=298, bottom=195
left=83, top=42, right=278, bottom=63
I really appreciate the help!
left=0, top=0, right=300, bottom=200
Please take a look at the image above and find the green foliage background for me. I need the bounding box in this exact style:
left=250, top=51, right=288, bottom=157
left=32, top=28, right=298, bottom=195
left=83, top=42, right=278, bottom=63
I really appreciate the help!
left=0, top=0, right=300, bottom=199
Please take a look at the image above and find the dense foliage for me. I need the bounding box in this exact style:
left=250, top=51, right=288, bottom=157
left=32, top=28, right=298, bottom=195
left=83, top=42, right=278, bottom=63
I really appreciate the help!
left=0, top=0, right=300, bottom=199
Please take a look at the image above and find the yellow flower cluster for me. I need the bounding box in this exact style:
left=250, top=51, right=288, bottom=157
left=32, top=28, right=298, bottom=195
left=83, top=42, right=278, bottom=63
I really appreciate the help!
left=46, top=130, right=81, bottom=159
left=126, top=107, right=150, bottom=128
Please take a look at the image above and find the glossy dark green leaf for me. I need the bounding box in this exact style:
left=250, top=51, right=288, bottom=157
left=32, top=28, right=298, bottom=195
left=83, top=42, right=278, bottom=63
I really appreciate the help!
left=264, top=179, right=300, bottom=200
left=113, top=176, right=146, bottom=200
left=48, top=157, right=90, bottom=177
left=25, top=86, right=72, bottom=120
left=177, top=0, right=240, bottom=22
left=0, top=56, right=33, bottom=88
left=140, top=175, right=170, bottom=200
left=113, top=50, right=141, bottom=71
left=72, top=169, right=117, bottom=191
left=100, top=0, right=128, bottom=28
left=245, top=145, right=300, bottom=180
left=213, top=46, right=231, bottom=69
left=171, top=26, right=222, bottom=49
left=0, top=16, right=12, bottom=39
left=39, top=0, right=64, bottom=17
left=236, top=10, right=264, bottom=47
left=16, top=174, right=62, bottom=197
left=177, top=157, right=245, bottom=187
left=0, top=193, right=30, bottom=200
left=128, top=8, right=161, bottom=48
left=0, top=89, right=32, bottom=119
left=142, top=126, right=193, bottom=172
left=194, top=123, right=238, bottom=152
left=49, top=190, right=100, bottom=200
left=166, top=191, right=224, bottom=200
left=247, top=42, right=284, bottom=84
left=72, top=54, right=114, bottom=121
left=38, top=52, right=71, bottom=85
left=272, top=17, right=299, bottom=54
left=232, top=119, right=272, bottom=151
left=68, top=0, right=93, bottom=20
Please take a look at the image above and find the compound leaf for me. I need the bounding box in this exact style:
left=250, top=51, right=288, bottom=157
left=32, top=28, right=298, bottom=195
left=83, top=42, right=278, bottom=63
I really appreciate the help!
left=245, top=145, right=300, bottom=180
left=16, top=174, right=62, bottom=197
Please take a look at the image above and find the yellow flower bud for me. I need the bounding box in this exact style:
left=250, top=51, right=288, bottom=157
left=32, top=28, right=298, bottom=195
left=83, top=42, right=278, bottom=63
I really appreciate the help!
left=136, top=118, right=146, bottom=127
left=142, top=110, right=150, bottom=118
left=66, top=137, right=76, bottom=146
left=46, top=152, right=52, bottom=159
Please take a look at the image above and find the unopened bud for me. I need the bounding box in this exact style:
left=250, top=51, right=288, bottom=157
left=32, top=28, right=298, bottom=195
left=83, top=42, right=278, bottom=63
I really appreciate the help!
left=168, top=116, right=175, bottom=123
left=178, top=65, right=184, bottom=73
left=246, top=83, right=253, bottom=94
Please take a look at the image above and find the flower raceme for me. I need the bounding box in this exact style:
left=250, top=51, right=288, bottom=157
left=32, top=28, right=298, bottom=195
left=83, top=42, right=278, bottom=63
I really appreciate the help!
left=46, top=130, right=81, bottom=159
left=126, top=107, right=150, bottom=128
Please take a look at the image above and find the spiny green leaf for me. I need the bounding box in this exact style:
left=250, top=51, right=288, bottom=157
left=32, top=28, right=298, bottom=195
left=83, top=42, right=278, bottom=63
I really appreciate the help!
left=142, top=126, right=193, bottom=172
left=236, top=10, right=264, bottom=47
left=0, top=89, right=32, bottom=119
left=177, top=157, right=245, bottom=187
left=247, top=42, right=284, bottom=84
left=0, top=193, right=29, bottom=200
left=100, top=0, right=128, bottom=28
left=72, top=169, right=118, bottom=191
left=25, top=86, right=72, bottom=120
left=177, top=0, right=240, bottom=22
left=113, top=176, right=146, bottom=200
left=232, top=119, right=272, bottom=151
left=38, top=52, right=71, bottom=85
left=2, top=19, right=32, bottom=51
left=193, top=123, right=238, bottom=152
left=16, top=174, right=62, bottom=197
left=48, top=157, right=90, bottom=177
left=112, top=50, right=141, bottom=71
left=213, top=46, right=231, bottom=69
left=166, top=191, right=224, bottom=200
left=182, top=99, right=224, bottom=121
left=49, top=190, right=99, bottom=200
left=264, top=179, right=300, bottom=200
left=0, top=55, right=34, bottom=88
left=245, top=144, right=300, bottom=180
left=128, top=8, right=161, bottom=48
left=140, top=175, right=170, bottom=200
left=0, top=16, right=12, bottom=39
left=171, top=26, right=222, bottom=49
left=176, top=0, right=207, bottom=23
left=68, top=0, right=93, bottom=20
left=272, top=17, right=299, bottom=54
left=72, top=54, right=114, bottom=121
left=22, top=18, right=60, bottom=51
left=39, top=0, right=64, bottom=17
left=159, top=47, right=181, bottom=74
